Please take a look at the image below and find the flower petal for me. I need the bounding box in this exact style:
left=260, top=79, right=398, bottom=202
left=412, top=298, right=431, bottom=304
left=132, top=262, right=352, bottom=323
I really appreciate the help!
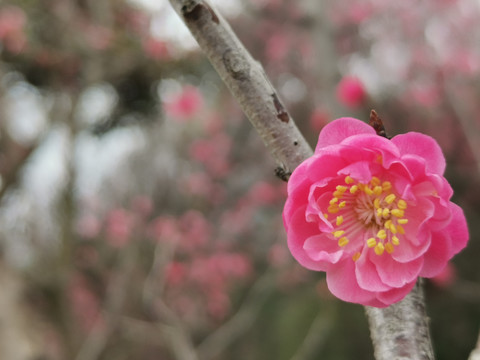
left=376, top=280, right=416, bottom=305
left=419, top=230, right=452, bottom=278
left=326, top=259, right=386, bottom=307
left=286, top=206, right=332, bottom=271
left=391, top=132, right=446, bottom=175
left=371, top=251, right=424, bottom=287
left=445, top=202, right=469, bottom=254
left=315, top=118, right=375, bottom=152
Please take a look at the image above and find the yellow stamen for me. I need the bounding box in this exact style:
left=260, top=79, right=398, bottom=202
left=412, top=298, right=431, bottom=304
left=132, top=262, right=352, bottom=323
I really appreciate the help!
left=352, top=252, right=361, bottom=261
left=397, top=225, right=405, bottom=234
left=374, top=242, right=385, bottom=255
left=389, top=223, right=397, bottom=234
left=350, top=185, right=358, bottom=194
left=397, top=199, right=407, bottom=210
left=345, top=176, right=354, bottom=184
left=385, top=219, right=392, bottom=229
left=385, top=194, right=396, bottom=204
left=391, top=209, right=405, bottom=218
left=376, top=208, right=383, bottom=217
left=373, top=186, right=383, bottom=195
left=382, top=208, right=390, bottom=218
left=385, top=242, right=394, bottom=254
left=397, top=218, right=408, bottom=225
left=377, top=229, right=387, bottom=240
left=329, top=197, right=339, bottom=205
left=382, top=181, right=392, bottom=191
left=370, top=176, right=381, bottom=186
left=324, top=213, right=329, bottom=219
left=374, top=198, right=381, bottom=209
left=333, top=191, right=344, bottom=198
left=392, top=236, right=400, bottom=245
left=336, top=185, right=347, bottom=192
left=333, top=230, right=345, bottom=238
left=338, top=237, right=349, bottom=247
left=339, top=201, right=346, bottom=208
left=336, top=215, right=344, bottom=226
left=367, top=238, right=377, bottom=248
left=328, top=205, right=339, bottom=214
left=364, top=186, right=374, bottom=196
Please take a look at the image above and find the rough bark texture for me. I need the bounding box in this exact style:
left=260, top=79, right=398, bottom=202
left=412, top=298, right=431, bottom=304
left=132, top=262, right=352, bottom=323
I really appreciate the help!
left=169, top=0, right=313, bottom=180
left=365, top=279, right=434, bottom=360
left=168, top=1, right=435, bottom=359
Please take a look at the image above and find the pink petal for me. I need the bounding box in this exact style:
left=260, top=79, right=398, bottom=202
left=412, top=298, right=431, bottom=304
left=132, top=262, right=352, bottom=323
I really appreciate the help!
left=355, top=250, right=392, bottom=292
left=326, top=258, right=385, bottom=306
left=304, top=234, right=344, bottom=265
left=338, top=160, right=373, bottom=183
left=444, top=202, right=469, bottom=254
left=305, top=152, right=348, bottom=182
left=371, top=251, right=423, bottom=288
left=315, top=118, right=375, bottom=152
left=391, top=132, right=446, bottom=175
left=341, top=134, right=400, bottom=167
left=376, top=280, right=416, bottom=305
left=419, top=230, right=452, bottom=278
left=286, top=207, right=331, bottom=271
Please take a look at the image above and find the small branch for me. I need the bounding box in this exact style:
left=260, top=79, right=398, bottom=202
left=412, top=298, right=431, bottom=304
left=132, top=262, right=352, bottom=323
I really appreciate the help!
left=365, top=279, right=434, bottom=360
left=168, top=1, right=435, bottom=359
left=197, top=269, right=276, bottom=359
left=168, top=0, right=313, bottom=180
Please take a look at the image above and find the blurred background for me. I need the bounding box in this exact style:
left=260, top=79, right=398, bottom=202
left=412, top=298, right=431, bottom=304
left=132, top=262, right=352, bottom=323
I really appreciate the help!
left=0, top=0, right=479, bottom=359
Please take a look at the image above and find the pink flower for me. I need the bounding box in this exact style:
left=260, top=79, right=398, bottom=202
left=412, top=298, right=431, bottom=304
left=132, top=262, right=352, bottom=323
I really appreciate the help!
left=336, top=76, right=366, bottom=109
left=164, top=85, right=204, bottom=121
left=283, top=118, right=468, bottom=307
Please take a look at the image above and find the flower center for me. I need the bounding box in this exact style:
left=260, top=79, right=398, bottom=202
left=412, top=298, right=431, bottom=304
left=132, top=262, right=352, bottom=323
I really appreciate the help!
left=324, top=175, right=409, bottom=261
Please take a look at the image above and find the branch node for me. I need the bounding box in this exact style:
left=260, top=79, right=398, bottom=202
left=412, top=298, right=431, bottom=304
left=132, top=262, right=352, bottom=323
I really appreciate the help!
left=272, top=93, right=290, bottom=123
left=182, top=1, right=219, bottom=24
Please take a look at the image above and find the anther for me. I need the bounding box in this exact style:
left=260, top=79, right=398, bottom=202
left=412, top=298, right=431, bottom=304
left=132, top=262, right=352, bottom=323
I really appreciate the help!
left=336, top=215, right=344, bottom=226
left=371, top=177, right=381, bottom=186
left=328, top=205, right=339, bottom=214
left=323, top=213, right=329, bottom=219
left=374, top=242, right=385, bottom=255
left=377, top=229, right=387, bottom=240
left=397, top=218, right=408, bottom=224
left=345, top=176, right=354, bottom=184
left=374, top=198, right=381, bottom=209
left=385, top=194, right=396, bottom=204
left=382, top=181, right=392, bottom=191
left=350, top=185, right=359, bottom=194
left=373, top=186, right=383, bottom=195
left=367, top=238, right=377, bottom=248
left=338, top=237, right=349, bottom=247
left=392, top=236, right=400, bottom=245
left=397, top=199, right=407, bottom=210
left=385, top=242, right=394, bottom=254
left=333, top=230, right=345, bottom=238
left=336, top=185, right=348, bottom=192
left=382, top=208, right=390, bottom=218
left=397, top=225, right=405, bottom=234
left=391, top=209, right=404, bottom=218
left=339, top=201, right=346, bottom=208
left=364, top=186, right=374, bottom=196
left=329, top=197, right=339, bottom=205
left=352, top=252, right=361, bottom=261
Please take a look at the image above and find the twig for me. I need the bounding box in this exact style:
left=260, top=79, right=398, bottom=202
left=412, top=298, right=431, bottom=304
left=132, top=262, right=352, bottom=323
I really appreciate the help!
left=197, top=269, right=276, bottom=359
left=168, top=1, right=435, bottom=359
left=168, top=0, right=313, bottom=181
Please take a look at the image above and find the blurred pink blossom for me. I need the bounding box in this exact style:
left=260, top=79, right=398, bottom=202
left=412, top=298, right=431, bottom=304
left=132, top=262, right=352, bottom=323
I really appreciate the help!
left=0, top=6, right=27, bottom=53
left=143, top=37, right=170, bottom=60
left=336, top=76, right=367, bottom=109
left=164, top=85, right=204, bottom=120
left=105, top=208, right=134, bottom=248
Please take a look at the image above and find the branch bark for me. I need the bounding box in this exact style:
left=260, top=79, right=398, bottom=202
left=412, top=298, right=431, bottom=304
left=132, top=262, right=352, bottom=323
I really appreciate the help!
left=168, top=1, right=435, bottom=359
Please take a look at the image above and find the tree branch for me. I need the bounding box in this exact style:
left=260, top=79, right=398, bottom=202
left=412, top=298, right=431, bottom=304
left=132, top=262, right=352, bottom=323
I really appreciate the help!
left=168, top=0, right=313, bottom=180
left=168, top=1, right=435, bottom=359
